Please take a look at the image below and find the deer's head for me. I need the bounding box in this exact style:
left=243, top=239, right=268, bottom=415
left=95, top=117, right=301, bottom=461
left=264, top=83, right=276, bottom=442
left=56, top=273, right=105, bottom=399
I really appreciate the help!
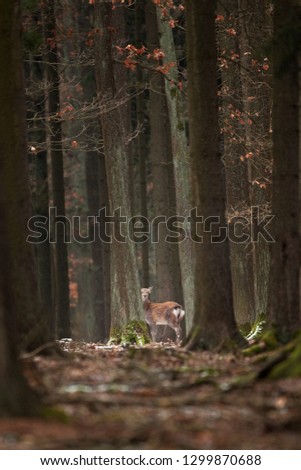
left=141, top=286, right=153, bottom=302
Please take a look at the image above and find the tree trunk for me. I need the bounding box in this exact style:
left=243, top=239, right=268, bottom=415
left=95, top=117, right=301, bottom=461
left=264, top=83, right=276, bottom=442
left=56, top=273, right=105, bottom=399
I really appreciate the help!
left=0, top=0, right=42, bottom=417
left=26, top=51, right=54, bottom=335
left=185, top=0, right=246, bottom=349
left=156, top=4, right=193, bottom=333
left=145, top=0, right=183, bottom=340
left=85, top=150, right=110, bottom=341
left=267, top=0, right=301, bottom=339
left=58, top=0, right=97, bottom=341
left=135, top=0, right=149, bottom=289
left=218, top=0, right=256, bottom=327
left=94, top=1, right=142, bottom=338
left=238, top=0, right=272, bottom=320
left=43, top=0, right=71, bottom=339
left=0, top=0, right=49, bottom=352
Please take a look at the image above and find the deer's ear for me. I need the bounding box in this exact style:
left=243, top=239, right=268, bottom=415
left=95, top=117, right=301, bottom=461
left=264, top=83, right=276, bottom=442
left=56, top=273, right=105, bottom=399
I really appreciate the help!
left=148, top=286, right=153, bottom=292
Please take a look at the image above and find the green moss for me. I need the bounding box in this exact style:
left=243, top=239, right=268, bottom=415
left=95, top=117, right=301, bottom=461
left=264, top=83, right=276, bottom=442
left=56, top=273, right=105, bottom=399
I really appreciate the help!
left=242, top=343, right=266, bottom=357
left=108, top=327, right=122, bottom=346
left=40, top=406, right=69, bottom=423
left=242, top=328, right=280, bottom=357
left=268, top=337, right=301, bottom=379
left=109, top=321, right=150, bottom=346
left=261, top=330, right=280, bottom=349
left=121, top=320, right=150, bottom=346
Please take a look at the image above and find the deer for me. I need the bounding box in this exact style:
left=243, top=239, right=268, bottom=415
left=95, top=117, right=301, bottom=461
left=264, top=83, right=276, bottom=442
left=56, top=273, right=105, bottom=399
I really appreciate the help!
left=141, top=287, right=185, bottom=343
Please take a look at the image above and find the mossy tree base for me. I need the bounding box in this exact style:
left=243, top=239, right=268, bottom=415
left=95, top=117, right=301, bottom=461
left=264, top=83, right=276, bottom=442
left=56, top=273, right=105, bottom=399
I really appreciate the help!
left=185, top=325, right=247, bottom=352
left=242, top=328, right=299, bottom=357
left=109, top=321, right=151, bottom=347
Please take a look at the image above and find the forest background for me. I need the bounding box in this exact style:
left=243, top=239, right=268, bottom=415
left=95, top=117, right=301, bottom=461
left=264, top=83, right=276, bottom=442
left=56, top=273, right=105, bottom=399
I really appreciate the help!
left=0, top=0, right=301, bottom=450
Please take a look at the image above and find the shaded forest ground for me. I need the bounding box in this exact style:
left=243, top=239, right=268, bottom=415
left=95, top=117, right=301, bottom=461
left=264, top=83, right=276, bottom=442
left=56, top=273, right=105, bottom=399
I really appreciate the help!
left=1, top=342, right=301, bottom=450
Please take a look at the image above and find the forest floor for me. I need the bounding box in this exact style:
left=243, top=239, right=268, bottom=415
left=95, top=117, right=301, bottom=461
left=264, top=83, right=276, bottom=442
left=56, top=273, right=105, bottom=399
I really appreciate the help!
left=1, top=341, right=301, bottom=450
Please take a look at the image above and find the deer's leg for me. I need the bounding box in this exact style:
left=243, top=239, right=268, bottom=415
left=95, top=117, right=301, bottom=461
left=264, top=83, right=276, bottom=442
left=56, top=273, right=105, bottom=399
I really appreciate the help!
left=174, top=326, right=182, bottom=343
left=149, top=324, right=158, bottom=342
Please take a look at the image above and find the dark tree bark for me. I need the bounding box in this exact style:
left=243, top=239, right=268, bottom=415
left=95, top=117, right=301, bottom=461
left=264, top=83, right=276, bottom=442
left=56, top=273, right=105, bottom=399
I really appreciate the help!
left=43, top=0, right=70, bottom=338
left=85, top=150, right=110, bottom=341
left=267, top=0, right=301, bottom=339
left=185, top=0, right=246, bottom=349
left=27, top=53, right=54, bottom=336
left=0, top=0, right=43, bottom=416
left=0, top=0, right=49, bottom=352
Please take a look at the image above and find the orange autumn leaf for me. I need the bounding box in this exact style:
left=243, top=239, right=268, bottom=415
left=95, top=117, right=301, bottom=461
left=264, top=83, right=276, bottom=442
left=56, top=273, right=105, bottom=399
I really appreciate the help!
left=216, top=14, right=225, bottom=22
left=226, top=28, right=237, bottom=36
left=124, top=57, right=137, bottom=70
left=152, top=48, right=165, bottom=60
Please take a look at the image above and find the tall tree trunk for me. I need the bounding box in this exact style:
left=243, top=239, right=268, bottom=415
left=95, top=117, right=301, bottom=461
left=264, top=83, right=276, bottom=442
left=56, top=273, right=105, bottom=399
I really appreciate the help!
left=43, top=0, right=70, bottom=338
left=145, top=0, right=183, bottom=340
left=94, top=1, right=142, bottom=338
left=98, top=150, right=111, bottom=339
left=185, top=0, right=246, bottom=349
left=26, top=50, right=54, bottom=335
left=0, top=0, right=49, bottom=352
left=238, top=0, right=272, bottom=320
left=156, top=5, right=193, bottom=332
left=267, top=0, right=301, bottom=339
left=135, top=0, right=149, bottom=288
left=218, top=0, right=256, bottom=327
left=85, top=150, right=110, bottom=341
left=0, top=0, right=41, bottom=414
left=58, top=0, right=96, bottom=340
left=0, top=6, right=49, bottom=416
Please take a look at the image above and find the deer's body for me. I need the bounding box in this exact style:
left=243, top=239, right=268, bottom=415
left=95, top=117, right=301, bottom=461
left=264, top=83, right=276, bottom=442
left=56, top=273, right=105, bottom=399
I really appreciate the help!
left=141, top=287, right=185, bottom=343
